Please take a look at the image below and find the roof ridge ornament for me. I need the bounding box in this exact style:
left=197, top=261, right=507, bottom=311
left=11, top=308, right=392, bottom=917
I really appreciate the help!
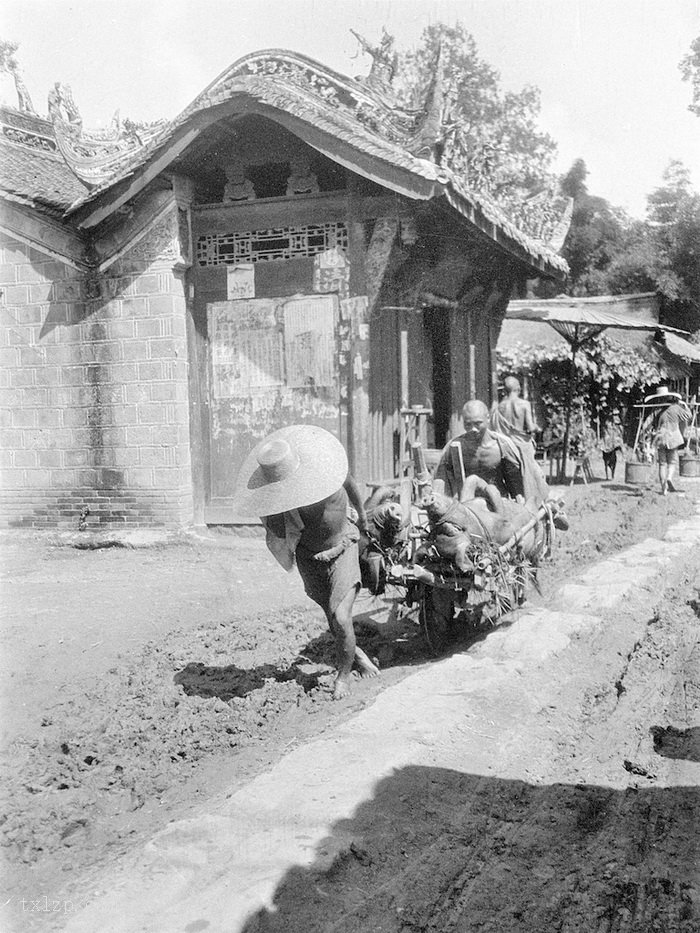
left=47, top=82, right=165, bottom=187
left=209, top=49, right=419, bottom=145
left=405, top=42, right=447, bottom=162
left=0, top=43, right=37, bottom=115
left=350, top=28, right=398, bottom=95
left=502, top=189, right=574, bottom=252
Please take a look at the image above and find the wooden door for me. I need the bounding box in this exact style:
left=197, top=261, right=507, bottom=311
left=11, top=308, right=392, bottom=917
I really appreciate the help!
left=202, top=293, right=341, bottom=522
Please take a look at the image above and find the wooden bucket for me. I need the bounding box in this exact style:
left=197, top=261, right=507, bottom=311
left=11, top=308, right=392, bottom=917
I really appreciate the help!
left=679, top=457, right=700, bottom=477
left=625, top=461, right=653, bottom=484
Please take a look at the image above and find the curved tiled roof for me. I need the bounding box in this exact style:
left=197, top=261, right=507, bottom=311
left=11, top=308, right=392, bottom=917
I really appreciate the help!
left=0, top=107, right=89, bottom=216
left=1, top=50, right=568, bottom=276
left=65, top=52, right=448, bottom=210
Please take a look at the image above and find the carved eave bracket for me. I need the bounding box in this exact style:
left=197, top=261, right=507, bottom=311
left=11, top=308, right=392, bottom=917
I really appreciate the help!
left=90, top=190, right=188, bottom=274
left=365, top=217, right=399, bottom=313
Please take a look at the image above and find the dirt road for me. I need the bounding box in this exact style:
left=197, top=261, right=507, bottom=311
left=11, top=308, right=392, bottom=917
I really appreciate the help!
left=1, top=479, right=698, bottom=931
left=236, top=562, right=700, bottom=933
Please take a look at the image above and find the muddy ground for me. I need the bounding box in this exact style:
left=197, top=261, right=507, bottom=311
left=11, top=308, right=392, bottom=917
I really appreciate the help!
left=0, top=474, right=698, bottom=931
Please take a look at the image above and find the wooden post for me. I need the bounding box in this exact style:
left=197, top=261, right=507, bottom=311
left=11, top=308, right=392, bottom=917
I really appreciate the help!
left=489, top=319, right=498, bottom=407
left=449, top=440, right=466, bottom=490
left=400, top=327, right=409, bottom=408
left=346, top=174, right=368, bottom=482
left=467, top=310, right=477, bottom=401
left=560, top=330, right=579, bottom=482
left=364, top=214, right=398, bottom=479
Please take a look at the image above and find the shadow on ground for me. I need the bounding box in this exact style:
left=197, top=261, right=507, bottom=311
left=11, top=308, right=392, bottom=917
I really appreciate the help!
left=602, top=482, right=646, bottom=495
left=175, top=661, right=298, bottom=699
left=174, top=605, right=508, bottom=701
left=238, top=765, right=699, bottom=933
left=651, top=725, right=700, bottom=763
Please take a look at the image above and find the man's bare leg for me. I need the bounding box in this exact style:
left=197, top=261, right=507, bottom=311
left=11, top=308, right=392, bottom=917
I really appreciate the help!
left=667, top=461, right=681, bottom=492
left=659, top=461, right=668, bottom=495
left=328, top=586, right=358, bottom=700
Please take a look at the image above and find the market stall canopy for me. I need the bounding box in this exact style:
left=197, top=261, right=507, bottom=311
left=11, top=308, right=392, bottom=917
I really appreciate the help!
left=663, top=332, right=700, bottom=363
left=499, top=314, right=699, bottom=382
left=505, top=293, right=688, bottom=348
left=504, top=293, right=688, bottom=479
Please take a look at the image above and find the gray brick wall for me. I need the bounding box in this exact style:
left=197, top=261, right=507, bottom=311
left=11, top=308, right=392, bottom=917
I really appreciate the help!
left=0, top=229, right=194, bottom=529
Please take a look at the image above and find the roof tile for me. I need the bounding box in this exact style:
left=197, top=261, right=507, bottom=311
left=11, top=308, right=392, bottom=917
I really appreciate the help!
left=0, top=134, right=88, bottom=216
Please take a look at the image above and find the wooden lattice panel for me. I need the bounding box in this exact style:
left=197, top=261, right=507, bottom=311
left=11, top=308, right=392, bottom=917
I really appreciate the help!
left=196, top=222, right=348, bottom=265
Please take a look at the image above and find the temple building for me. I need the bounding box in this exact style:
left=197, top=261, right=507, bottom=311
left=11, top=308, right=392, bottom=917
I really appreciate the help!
left=0, top=43, right=567, bottom=527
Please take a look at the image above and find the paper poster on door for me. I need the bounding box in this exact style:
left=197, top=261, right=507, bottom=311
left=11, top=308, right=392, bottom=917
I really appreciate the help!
left=227, top=263, right=255, bottom=300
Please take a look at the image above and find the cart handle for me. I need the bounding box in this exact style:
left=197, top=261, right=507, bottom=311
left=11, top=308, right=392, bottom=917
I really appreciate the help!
left=497, top=502, right=550, bottom=554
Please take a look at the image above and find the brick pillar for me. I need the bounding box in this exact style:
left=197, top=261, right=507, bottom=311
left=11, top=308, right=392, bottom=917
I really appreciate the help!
left=86, top=205, right=194, bottom=526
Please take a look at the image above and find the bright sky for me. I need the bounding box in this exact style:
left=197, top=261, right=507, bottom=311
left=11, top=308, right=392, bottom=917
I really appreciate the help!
left=3, top=0, right=700, bottom=217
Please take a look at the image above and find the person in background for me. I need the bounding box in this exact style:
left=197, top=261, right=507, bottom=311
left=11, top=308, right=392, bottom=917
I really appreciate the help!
left=600, top=411, right=625, bottom=480
left=643, top=386, right=692, bottom=495
left=491, top=376, right=538, bottom=443
left=232, top=424, right=379, bottom=699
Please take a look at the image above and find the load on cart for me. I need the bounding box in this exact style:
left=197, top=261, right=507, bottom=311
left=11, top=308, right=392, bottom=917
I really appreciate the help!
left=359, top=434, right=569, bottom=654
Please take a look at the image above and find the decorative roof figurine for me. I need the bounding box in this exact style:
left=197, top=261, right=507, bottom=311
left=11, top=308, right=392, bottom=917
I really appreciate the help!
left=350, top=28, right=398, bottom=95
left=223, top=161, right=256, bottom=201
left=0, top=42, right=36, bottom=114
left=286, top=157, right=319, bottom=196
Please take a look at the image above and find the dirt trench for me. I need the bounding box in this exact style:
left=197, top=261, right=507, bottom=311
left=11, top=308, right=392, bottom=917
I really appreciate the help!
left=0, top=483, right=696, bottom=931
left=241, top=560, right=700, bottom=933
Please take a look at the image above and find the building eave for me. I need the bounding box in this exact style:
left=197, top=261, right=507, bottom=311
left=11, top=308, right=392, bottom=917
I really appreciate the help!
left=60, top=48, right=568, bottom=279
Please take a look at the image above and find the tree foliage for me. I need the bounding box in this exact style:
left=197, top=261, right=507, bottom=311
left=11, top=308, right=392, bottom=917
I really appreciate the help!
left=554, top=157, right=700, bottom=330
left=645, top=161, right=700, bottom=325
left=394, top=23, right=558, bottom=209
left=680, top=36, right=700, bottom=116
left=0, top=39, right=19, bottom=73
left=558, top=160, right=627, bottom=295
left=557, top=36, right=700, bottom=323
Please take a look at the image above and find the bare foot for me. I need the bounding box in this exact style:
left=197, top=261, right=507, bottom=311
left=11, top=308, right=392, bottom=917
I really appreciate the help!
left=333, top=674, right=352, bottom=700
left=354, top=646, right=380, bottom=678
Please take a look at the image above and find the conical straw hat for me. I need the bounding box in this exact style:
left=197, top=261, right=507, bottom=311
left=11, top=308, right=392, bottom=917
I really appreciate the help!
left=232, top=424, right=348, bottom=518
left=644, top=385, right=681, bottom=404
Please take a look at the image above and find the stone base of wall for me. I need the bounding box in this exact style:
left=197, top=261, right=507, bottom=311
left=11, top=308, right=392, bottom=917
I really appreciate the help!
left=0, top=485, right=193, bottom=529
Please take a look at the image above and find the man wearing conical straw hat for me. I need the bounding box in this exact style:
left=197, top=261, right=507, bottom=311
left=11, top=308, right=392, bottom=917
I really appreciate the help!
left=233, top=425, right=379, bottom=699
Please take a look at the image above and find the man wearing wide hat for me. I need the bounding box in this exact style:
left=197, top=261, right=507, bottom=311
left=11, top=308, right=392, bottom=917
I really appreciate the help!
left=643, top=386, right=692, bottom=495
left=233, top=424, right=379, bottom=699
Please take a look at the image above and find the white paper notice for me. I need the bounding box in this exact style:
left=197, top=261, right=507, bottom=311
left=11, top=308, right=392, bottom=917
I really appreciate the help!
left=226, top=263, right=255, bottom=300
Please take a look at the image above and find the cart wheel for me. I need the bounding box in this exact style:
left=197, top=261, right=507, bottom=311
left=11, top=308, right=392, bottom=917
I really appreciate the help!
left=419, top=585, right=455, bottom=656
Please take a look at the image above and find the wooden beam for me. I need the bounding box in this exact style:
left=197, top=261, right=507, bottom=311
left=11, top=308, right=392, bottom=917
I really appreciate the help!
left=190, top=193, right=408, bottom=235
